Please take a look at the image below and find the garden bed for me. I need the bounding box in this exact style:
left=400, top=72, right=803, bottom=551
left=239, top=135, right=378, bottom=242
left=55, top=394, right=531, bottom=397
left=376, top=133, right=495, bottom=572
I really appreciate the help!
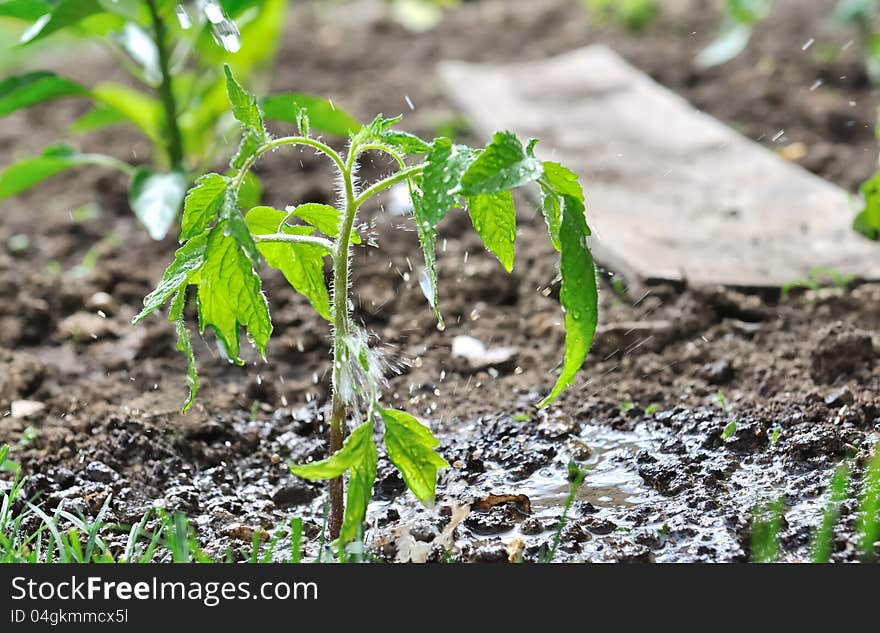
left=1, top=0, right=878, bottom=562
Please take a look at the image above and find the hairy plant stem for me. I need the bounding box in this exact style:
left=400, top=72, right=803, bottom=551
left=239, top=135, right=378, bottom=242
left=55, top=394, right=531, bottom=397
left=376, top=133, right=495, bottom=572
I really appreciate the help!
left=146, top=0, right=184, bottom=171
left=236, top=137, right=413, bottom=540
left=327, top=159, right=360, bottom=540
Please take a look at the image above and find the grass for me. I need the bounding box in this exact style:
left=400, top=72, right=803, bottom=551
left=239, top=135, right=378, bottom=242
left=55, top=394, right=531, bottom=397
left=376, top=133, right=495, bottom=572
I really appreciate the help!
left=543, top=462, right=588, bottom=563
left=749, top=443, right=880, bottom=563
left=1, top=444, right=310, bottom=563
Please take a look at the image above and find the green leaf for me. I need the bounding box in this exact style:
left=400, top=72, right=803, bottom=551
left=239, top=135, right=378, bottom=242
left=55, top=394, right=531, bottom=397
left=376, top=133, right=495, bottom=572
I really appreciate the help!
left=467, top=190, right=516, bottom=272
left=196, top=222, right=272, bottom=361
left=290, top=422, right=377, bottom=543
left=96, top=0, right=144, bottom=21
left=412, top=196, right=442, bottom=325
left=0, top=71, right=88, bottom=117
left=543, top=161, right=584, bottom=202
left=245, top=206, right=331, bottom=320
left=134, top=232, right=210, bottom=322
left=287, top=202, right=361, bottom=244
left=418, top=137, right=474, bottom=226
left=0, top=145, right=79, bottom=199
left=69, top=104, right=126, bottom=134
left=181, top=173, right=229, bottom=241
left=696, top=23, right=753, bottom=67
left=129, top=169, right=188, bottom=241
left=380, top=408, right=449, bottom=506
left=262, top=93, right=361, bottom=137
left=541, top=162, right=584, bottom=251
left=231, top=130, right=263, bottom=170
left=538, top=194, right=598, bottom=408
left=0, top=1, right=51, bottom=21
left=379, top=129, right=431, bottom=155
left=237, top=170, right=262, bottom=210
left=351, top=113, right=403, bottom=146
left=92, top=82, right=163, bottom=146
left=287, top=203, right=340, bottom=236
left=458, top=131, right=543, bottom=196
left=170, top=290, right=198, bottom=413
left=19, top=0, right=107, bottom=45
left=224, top=64, right=265, bottom=135
left=854, top=173, right=880, bottom=240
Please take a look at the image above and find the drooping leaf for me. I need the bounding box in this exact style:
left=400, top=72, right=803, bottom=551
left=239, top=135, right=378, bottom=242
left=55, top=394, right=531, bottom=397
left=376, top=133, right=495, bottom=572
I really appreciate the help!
left=458, top=131, right=543, bottom=197
left=380, top=408, right=449, bottom=506
left=129, top=169, right=188, bottom=241
left=418, top=137, right=474, bottom=226
left=541, top=161, right=584, bottom=251
left=0, top=71, right=88, bottom=117
left=181, top=173, right=229, bottom=241
left=195, top=222, right=272, bottom=361
left=543, top=161, right=584, bottom=202
left=169, top=289, right=198, bottom=413
left=412, top=195, right=442, bottom=325
left=379, top=129, right=431, bottom=155
left=245, top=206, right=331, bottom=320
left=538, top=194, right=598, bottom=408
left=289, top=421, right=377, bottom=543
left=18, top=0, right=108, bottom=45
left=467, top=190, right=516, bottom=272
left=134, top=232, right=210, bottom=322
left=287, top=202, right=360, bottom=244
left=0, top=145, right=90, bottom=200
left=68, top=104, right=126, bottom=134
left=92, top=82, right=163, bottom=146
left=854, top=173, right=880, bottom=241
left=262, top=93, right=361, bottom=137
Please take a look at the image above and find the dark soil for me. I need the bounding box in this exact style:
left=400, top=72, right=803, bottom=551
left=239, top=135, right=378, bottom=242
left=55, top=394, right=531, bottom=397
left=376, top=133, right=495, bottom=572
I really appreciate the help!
left=1, top=0, right=879, bottom=562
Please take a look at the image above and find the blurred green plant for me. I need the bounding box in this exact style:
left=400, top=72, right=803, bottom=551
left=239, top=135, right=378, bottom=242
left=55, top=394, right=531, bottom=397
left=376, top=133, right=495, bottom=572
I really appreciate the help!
left=696, top=0, right=770, bottom=68
left=582, top=0, right=658, bottom=32
left=385, top=0, right=460, bottom=32
left=0, top=0, right=359, bottom=240
left=699, top=0, right=880, bottom=77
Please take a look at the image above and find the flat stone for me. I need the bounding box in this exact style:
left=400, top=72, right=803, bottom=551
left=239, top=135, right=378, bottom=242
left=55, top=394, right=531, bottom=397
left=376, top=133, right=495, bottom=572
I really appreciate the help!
left=439, top=46, right=880, bottom=287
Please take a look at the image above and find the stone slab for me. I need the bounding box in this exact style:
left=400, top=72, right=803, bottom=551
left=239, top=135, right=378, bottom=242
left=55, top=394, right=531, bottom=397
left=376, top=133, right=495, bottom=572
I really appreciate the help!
left=438, top=45, right=880, bottom=287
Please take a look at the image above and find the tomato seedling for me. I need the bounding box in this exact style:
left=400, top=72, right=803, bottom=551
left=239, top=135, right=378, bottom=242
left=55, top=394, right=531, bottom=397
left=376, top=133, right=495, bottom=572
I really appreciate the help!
left=0, top=0, right=358, bottom=239
left=136, top=66, right=599, bottom=544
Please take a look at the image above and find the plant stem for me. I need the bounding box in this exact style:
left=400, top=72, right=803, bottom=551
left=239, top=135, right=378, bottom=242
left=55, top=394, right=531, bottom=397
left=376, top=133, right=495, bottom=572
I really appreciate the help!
left=326, top=161, right=361, bottom=540
left=146, top=0, right=184, bottom=171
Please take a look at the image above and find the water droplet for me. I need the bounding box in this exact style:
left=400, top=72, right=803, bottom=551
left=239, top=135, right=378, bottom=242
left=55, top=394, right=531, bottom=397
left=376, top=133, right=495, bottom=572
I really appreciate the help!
left=175, top=4, right=192, bottom=29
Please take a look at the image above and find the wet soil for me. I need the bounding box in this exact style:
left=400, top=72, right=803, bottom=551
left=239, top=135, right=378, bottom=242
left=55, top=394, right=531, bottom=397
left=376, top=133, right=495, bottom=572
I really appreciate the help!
left=1, top=0, right=879, bottom=562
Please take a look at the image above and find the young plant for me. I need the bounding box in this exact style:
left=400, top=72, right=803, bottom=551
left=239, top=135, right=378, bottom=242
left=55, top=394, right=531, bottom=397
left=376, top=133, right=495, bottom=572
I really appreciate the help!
left=135, top=67, right=599, bottom=543
left=0, top=0, right=358, bottom=239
